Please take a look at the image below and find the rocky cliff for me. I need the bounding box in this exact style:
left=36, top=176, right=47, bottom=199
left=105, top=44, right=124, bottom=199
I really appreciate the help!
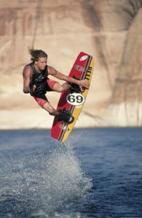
left=0, top=0, right=142, bottom=128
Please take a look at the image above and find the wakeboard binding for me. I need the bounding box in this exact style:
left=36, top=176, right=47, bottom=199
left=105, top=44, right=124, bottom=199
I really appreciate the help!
left=58, top=109, right=74, bottom=123
left=69, top=83, right=82, bottom=93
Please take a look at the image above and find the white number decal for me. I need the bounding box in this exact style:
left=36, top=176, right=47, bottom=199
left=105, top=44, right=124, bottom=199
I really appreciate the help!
left=67, top=93, right=85, bottom=106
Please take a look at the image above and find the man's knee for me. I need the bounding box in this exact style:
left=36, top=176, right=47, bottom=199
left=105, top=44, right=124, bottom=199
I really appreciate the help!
left=61, top=82, right=70, bottom=91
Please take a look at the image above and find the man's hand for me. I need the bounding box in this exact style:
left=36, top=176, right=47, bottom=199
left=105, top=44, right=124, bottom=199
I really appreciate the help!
left=79, top=79, right=90, bottom=89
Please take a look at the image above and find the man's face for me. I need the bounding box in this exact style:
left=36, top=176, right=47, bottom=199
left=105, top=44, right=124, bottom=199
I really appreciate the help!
left=35, top=57, right=47, bottom=71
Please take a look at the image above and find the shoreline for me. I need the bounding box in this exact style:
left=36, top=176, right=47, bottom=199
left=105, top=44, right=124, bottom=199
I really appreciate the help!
left=1, top=108, right=141, bottom=130
left=0, top=109, right=99, bottom=130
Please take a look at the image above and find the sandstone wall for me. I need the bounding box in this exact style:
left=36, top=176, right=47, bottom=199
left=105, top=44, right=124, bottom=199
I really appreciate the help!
left=0, top=0, right=142, bottom=128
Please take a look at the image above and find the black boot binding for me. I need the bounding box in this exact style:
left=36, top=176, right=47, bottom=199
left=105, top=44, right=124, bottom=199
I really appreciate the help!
left=58, top=109, right=74, bottom=123
left=69, top=83, right=82, bottom=93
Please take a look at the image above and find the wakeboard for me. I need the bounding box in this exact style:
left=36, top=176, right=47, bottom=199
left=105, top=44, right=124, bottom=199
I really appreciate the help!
left=51, top=51, right=95, bottom=143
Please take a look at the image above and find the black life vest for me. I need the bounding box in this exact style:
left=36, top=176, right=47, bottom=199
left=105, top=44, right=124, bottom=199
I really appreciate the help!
left=29, top=63, right=49, bottom=96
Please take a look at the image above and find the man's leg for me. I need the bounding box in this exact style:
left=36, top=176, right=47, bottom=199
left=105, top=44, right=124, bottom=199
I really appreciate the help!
left=33, top=94, right=72, bottom=122
left=47, top=79, right=70, bottom=92
left=47, top=79, right=82, bottom=93
left=42, top=102, right=58, bottom=116
left=33, top=96, right=58, bottom=116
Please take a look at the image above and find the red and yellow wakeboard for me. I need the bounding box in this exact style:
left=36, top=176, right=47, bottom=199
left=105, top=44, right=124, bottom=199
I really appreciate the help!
left=51, top=51, right=95, bottom=143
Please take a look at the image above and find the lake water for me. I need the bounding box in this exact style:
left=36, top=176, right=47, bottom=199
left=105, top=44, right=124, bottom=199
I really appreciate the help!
left=0, top=128, right=142, bottom=218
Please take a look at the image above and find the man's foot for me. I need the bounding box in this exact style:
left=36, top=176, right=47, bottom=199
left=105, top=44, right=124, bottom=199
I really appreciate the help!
left=58, top=109, right=74, bottom=123
left=69, top=83, right=82, bottom=93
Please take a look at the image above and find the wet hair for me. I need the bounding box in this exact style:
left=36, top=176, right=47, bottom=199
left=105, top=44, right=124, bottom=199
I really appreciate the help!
left=29, top=49, right=48, bottom=63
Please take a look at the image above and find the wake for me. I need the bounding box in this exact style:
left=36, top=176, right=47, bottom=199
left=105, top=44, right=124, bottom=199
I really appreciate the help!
left=0, top=138, right=92, bottom=218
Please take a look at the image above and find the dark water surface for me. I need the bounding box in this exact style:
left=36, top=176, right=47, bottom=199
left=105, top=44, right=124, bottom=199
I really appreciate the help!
left=0, top=128, right=142, bottom=218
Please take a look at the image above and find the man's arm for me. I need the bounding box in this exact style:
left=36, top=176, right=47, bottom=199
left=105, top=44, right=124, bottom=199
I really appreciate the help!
left=23, top=66, right=31, bottom=94
left=48, top=66, right=89, bottom=89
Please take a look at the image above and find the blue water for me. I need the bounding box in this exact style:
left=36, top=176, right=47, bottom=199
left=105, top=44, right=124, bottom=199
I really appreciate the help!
left=0, top=128, right=142, bottom=218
